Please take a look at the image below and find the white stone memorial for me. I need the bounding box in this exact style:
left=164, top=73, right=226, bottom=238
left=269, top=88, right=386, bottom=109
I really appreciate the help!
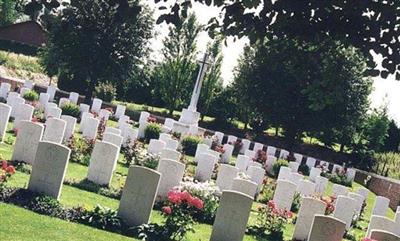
left=91, top=98, right=102, bottom=114
left=43, top=117, right=66, bottom=144
left=148, top=139, right=166, bottom=155
left=235, top=155, right=251, bottom=172
left=0, top=103, right=11, bottom=141
left=231, top=178, right=258, bottom=198
left=273, top=180, right=297, bottom=210
left=28, top=141, right=70, bottom=199
left=69, top=92, right=79, bottom=104
left=156, top=159, right=185, bottom=199
left=293, top=197, right=326, bottom=241
left=221, top=144, right=234, bottom=163
left=333, top=195, right=357, bottom=230
left=61, top=115, right=77, bottom=142
left=297, top=180, right=316, bottom=196
left=160, top=148, right=181, bottom=161
left=216, top=164, right=239, bottom=191
left=12, top=121, right=44, bottom=164
left=308, top=215, right=346, bottom=241
left=82, top=117, right=99, bottom=140
left=87, top=141, right=119, bottom=186
left=372, top=196, right=390, bottom=217
left=14, top=103, right=34, bottom=128
left=194, top=153, right=217, bottom=182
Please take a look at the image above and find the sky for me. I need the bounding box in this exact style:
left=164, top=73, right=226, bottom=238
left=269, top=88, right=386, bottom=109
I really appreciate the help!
left=147, top=2, right=399, bottom=124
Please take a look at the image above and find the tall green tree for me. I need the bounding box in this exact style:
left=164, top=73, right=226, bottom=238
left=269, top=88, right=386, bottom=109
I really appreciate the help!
left=197, top=36, right=223, bottom=120
left=0, top=0, right=20, bottom=26
left=383, top=120, right=400, bottom=152
left=232, top=37, right=372, bottom=146
left=39, top=0, right=154, bottom=102
left=153, top=13, right=201, bottom=114
left=156, top=1, right=400, bottom=80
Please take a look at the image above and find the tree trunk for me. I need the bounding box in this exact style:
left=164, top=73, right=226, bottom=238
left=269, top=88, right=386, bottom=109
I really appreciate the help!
left=275, top=127, right=279, bottom=136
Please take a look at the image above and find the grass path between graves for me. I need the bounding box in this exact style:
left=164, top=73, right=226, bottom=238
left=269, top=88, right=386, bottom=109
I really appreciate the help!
left=0, top=122, right=396, bottom=241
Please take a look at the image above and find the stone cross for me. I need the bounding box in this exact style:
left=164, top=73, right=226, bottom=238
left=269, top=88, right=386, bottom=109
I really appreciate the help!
left=188, top=52, right=211, bottom=112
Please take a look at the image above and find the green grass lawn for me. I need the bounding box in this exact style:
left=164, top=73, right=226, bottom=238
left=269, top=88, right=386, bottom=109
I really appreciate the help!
left=0, top=121, right=395, bottom=241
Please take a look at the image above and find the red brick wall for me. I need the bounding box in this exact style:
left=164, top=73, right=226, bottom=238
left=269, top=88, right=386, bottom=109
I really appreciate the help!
left=0, top=21, right=46, bottom=47
left=355, top=170, right=400, bottom=210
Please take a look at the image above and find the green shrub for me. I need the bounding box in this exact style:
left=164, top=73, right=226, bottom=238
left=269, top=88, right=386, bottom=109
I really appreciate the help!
left=272, top=159, right=289, bottom=177
left=144, top=123, right=161, bottom=142
left=328, top=173, right=352, bottom=187
left=81, top=205, right=121, bottom=231
left=61, top=103, right=80, bottom=118
left=23, top=90, right=39, bottom=101
left=298, top=163, right=310, bottom=176
left=0, top=40, right=38, bottom=56
left=94, top=81, right=116, bottom=102
left=290, top=192, right=301, bottom=213
left=29, top=195, right=64, bottom=217
left=181, top=135, right=202, bottom=156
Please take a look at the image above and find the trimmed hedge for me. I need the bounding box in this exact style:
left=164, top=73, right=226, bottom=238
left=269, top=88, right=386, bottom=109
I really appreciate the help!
left=0, top=39, right=38, bottom=56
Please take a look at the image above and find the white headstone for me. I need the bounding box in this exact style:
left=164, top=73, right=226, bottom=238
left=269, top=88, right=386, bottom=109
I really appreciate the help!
left=91, top=98, right=102, bottom=114
left=165, top=138, right=179, bottom=150
left=293, top=197, right=327, bottom=240
left=58, top=97, right=70, bottom=108
left=69, top=92, right=79, bottom=104
left=156, top=159, right=185, bottom=199
left=216, top=164, right=239, bottom=191
left=231, top=178, right=258, bottom=198
left=294, top=153, right=303, bottom=163
left=221, top=144, right=234, bottom=163
left=114, top=105, right=126, bottom=119
left=332, top=164, right=343, bottom=174
left=244, top=149, right=256, bottom=159
left=160, top=148, right=181, bottom=161
left=246, top=166, right=265, bottom=192
left=82, top=117, right=99, bottom=140
left=79, top=112, right=94, bottom=132
left=87, top=141, right=119, bottom=186
left=332, top=184, right=349, bottom=197
left=98, top=109, right=111, bottom=121
left=357, top=187, right=369, bottom=201
left=0, top=103, right=11, bottom=141
left=210, top=191, right=253, bottom=241
left=104, top=126, right=121, bottom=135
left=46, top=85, right=57, bottom=102
left=139, top=111, right=150, bottom=123
left=279, top=149, right=290, bottom=159
left=296, top=180, right=316, bottom=196
left=308, top=215, right=346, bottom=241
left=195, top=153, right=217, bottom=182
left=367, top=215, right=400, bottom=237
left=28, top=141, right=70, bottom=199
left=14, top=103, right=34, bottom=129
left=315, top=176, right=329, bottom=194
left=370, top=230, right=400, bottom=241
left=103, top=132, right=123, bottom=148
left=265, top=155, right=277, bottom=174
left=163, top=118, right=175, bottom=129
left=43, top=118, right=66, bottom=144
left=24, top=80, right=34, bottom=89
left=227, top=135, right=237, bottom=144
left=117, top=115, right=130, bottom=128
left=46, top=106, right=62, bottom=119
left=333, top=195, right=357, bottom=230
left=118, top=166, right=161, bottom=226
left=309, top=167, right=322, bottom=182
left=235, top=155, right=251, bottom=172
left=346, top=168, right=356, bottom=182
left=289, top=161, right=300, bottom=172
left=253, top=142, right=264, bottom=153
left=289, top=172, right=304, bottom=186
left=9, top=96, right=25, bottom=118
left=273, top=180, right=297, bottom=210
left=278, top=166, right=292, bottom=180
left=39, top=93, right=50, bottom=107
left=12, top=121, right=44, bottom=164
left=306, top=157, right=317, bottom=170
left=240, top=139, right=251, bottom=154
left=372, top=196, right=390, bottom=217
left=266, top=146, right=276, bottom=156
left=0, top=82, right=11, bottom=99
left=137, top=121, right=148, bottom=139
left=213, top=131, right=224, bottom=145
left=61, top=115, right=77, bottom=142
left=148, top=139, right=166, bottom=155
left=348, top=192, right=365, bottom=216
left=79, top=103, right=90, bottom=114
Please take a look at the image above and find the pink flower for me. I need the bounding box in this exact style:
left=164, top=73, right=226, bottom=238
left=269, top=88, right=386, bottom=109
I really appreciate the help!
left=180, top=191, right=193, bottom=203
left=6, top=166, right=15, bottom=174
left=361, top=238, right=377, bottom=241
left=189, top=197, right=204, bottom=210
left=267, top=200, right=276, bottom=209
left=162, top=206, right=172, bottom=215
left=167, top=190, right=182, bottom=204
left=1, top=160, right=7, bottom=170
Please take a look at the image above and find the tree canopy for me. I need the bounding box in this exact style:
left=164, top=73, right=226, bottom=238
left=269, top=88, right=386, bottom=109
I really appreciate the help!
left=155, top=0, right=400, bottom=79
left=39, top=0, right=154, bottom=101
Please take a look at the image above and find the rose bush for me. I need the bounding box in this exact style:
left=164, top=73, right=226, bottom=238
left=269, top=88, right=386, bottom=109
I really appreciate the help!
left=0, top=160, right=16, bottom=190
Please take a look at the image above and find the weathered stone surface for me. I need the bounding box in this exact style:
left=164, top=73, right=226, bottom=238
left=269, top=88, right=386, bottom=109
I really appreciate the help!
left=156, top=159, right=185, bottom=199
left=28, top=141, right=71, bottom=199
left=43, top=118, right=66, bottom=144
left=118, top=166, right=161, bottom=226
left=12, top=121, right=44, bottom=164
left=210, top=191, right=253, bottom=241
left=87, top=141, right=119, bottom=186
left=0, top=103, right=11, bottom=141
left=308, top=215, right=346, bottom=241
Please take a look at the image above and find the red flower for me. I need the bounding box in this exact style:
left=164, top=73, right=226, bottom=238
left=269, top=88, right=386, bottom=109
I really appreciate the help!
left=1, top=160, right=7, bottom=170
left=168, top=190, right=182, bottom=204
left=6, top=166, right=15, bottom=174
left=267, top=200, right=276, bottom=209
left=162, top=206, right=172, bottom=215
left=180, top=191, right=193, bottom=202
left=189, top=198, right=204, bottom=210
